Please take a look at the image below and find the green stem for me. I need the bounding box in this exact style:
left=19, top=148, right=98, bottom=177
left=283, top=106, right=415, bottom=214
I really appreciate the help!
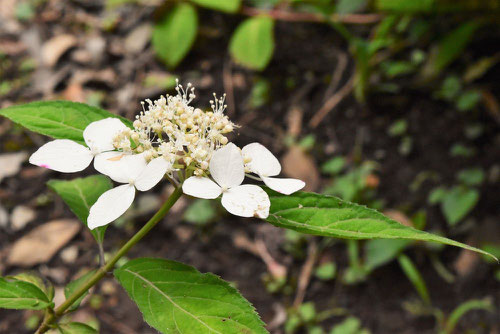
left=35, top=186, right=183, bottom=334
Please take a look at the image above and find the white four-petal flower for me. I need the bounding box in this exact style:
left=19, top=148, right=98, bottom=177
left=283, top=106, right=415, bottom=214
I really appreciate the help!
left=242, top=142, right=305, bottom=195
left=29, top=118, right=127, bottom=173
left=182, top=143, right=270, bottom=218
left=87, top=153, right=170, bottom=229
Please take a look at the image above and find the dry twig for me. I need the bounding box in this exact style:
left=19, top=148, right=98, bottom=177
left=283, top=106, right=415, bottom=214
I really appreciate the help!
left=293, top=240, right=318, bottom=308
left=309, top=75, right=355, bottom=128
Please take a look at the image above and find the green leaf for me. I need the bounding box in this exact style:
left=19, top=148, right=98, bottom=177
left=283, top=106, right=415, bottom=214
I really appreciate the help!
left=0, top=101, right=131, bottom=145
left=153, top=3, right=198, bottom=68
left=364, top=239, right=410, bottom=271
left=265, top=190, right=496, bottom=261
left=428, top=187, right=447, bottom=205
left=58, top=322, right=98, bottom=334
left=8, top=272, right=54, bottom=301
left=114, top=258, right=268, bottom=334
left=441, top=186, right=479, bottom=225
left=48, top=175, right=113, bottom=243
left=330, top=316, right=368, bottom=334
left=190, top=0, right=241, bottom=13
left=457, top=168, right=485, bottom=186
left=229, top=16, right=275, bottom=70
left=336, top=0, right=366, bottom=14
left=315, top=262, right=337, bottom=281
left=387, top=119, right=408, bottom=137
left=184, top=199, right=217, bottom=225
left=64, top=270, right=97, bottom=311
left=445, top=298, right=494, bottom=333
left=398, top=254, right=430, bottom=304
left=321, top=156, right=346, bottom=175
left=0, top=277, right=53, bottom=310
left=456, top=90, right=481, bottom=111
left=298, top=302, right=316, bottom=322
left=422, top=22, right=479, bottom=78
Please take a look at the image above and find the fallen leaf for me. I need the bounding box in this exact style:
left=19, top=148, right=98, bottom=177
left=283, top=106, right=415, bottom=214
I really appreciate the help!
left=0, top=151, right=28, bottom=181
left=0, top=205, right=8, bottom=229
left=453, top=247, right=480, bottom=277
left=60, top=245, right=79, bottom=264
left=7, top=219, right=80, bottom=267
left=41, top=34, right=77, bottom=67
left=125, top=23, right=152, bottom=54
left=63, top=83, right=85, bottom=102
left=10, top=205, right=36, bottom=231
left=0, top=0, right=16, bottom=20
left=282, top=146, right=320, bottom=191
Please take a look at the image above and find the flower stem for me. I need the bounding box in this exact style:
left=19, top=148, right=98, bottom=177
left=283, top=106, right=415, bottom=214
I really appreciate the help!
left=35, top=186, right=184, bottom=334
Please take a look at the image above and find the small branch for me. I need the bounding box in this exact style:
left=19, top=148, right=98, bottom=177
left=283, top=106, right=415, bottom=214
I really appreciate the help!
left=36, top=187, right=184, bottom=334
left=241, top=6, right=381, bottom=25
left=309, top=75, right=355, bottom=128
left=293, top=240, right=318, bottom=308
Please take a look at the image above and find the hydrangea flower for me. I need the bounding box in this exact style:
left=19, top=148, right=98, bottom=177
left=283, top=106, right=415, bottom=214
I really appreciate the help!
left=87, top=153, right=169, bottom=229
left=243, top=143, right=305, bottom=195
left=112, top=81, right=236, bottom=176
left=28, top=81, right=305, bottom=227
left=29, top=118, right=127, bottom=173
left=182, top=143, right=270, bottom=218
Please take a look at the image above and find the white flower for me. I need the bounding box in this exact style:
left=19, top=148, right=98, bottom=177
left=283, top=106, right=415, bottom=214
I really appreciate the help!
left=87, top=153, right=170, bottom=229
left=242, top=143, right=305, bottom=195
left=29, top=118, right=128, bottom=173
left=182, top=143, right=270, bottom=218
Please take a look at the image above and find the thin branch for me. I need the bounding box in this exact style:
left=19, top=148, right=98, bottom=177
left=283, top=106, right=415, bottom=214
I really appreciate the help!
left=293, top=240, right=318, bottom=308
left=309, top=75, right=355, bottom=128
left=241, top=6, right=382, bottom=25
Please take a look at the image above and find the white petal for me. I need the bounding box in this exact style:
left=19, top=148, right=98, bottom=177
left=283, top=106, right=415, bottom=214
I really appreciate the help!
left=29, top=139, right=93, bottom=173
left=182, top=177, right=221, bottom=199
left=93, top=151, right=123, bottom=175
left=221, top=184, right=270, bottom=218
left=135, top=157, right=170, bottom=191
left=83, top=118, right=128, bottom=153
left=209, top=143, right=244, bottom=188
left=87, top=184, right=135, bottom=229
left=242, top=142, right=281, bottom=177
left=94, top=152, right=147, bottom=183
left=263, top=177, right=305, bottom=195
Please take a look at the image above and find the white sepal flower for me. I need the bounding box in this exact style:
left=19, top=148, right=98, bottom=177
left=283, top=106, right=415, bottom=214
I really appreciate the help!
left=242, top=142, right=305, bottom=195
left=87, top=153, right=169, bottom=229
left=29, top=118, right=128, bottom=173
left=182, top=143, right=270, bottom=218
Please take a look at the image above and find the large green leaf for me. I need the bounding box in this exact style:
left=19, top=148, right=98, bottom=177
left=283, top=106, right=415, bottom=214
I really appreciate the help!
left=114, top=258, right=268, bottom=334
left=0, top=101, right=131, bottom=145
left=229, top=16, right=275, bottom=71
left=265, top=190, right=496, bottom=260
left=64, top=270, right=97, bottom=311
left=48, top=176, right=113, bottom=243
left=153, top=3, right=198, bottom=68
left=191, top=0, right=241, bottom=13
left=0, top=277, right=53, bottom=310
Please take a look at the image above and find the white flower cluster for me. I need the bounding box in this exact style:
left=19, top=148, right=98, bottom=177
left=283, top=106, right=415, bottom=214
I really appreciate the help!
left=29, top=82, right=305, bottom=230
left=183, top=142, right=305, bottom=218
left=112, top=81, right=235, bottom=176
